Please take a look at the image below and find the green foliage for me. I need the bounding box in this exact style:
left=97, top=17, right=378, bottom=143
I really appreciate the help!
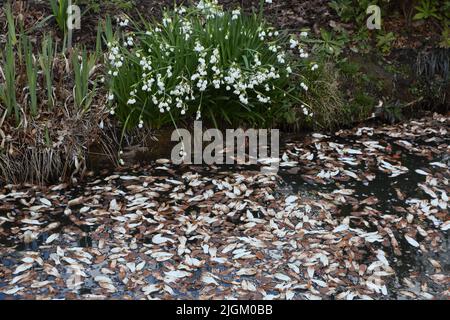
left=413, top=0, right=441, bottom=21
left=413, top=0, right=449, bottom=45
left=440, top=26, right=450, bottom=48
left=23, top=37, right=38, bottom=117
left=77, top=0, right=135, bottom=13
left=50, top=0, right=70, bottom=35
left=303, top=29, right=349, bottom=58
left=0, top=5, right=101, bottom=127
left=39, top=35, right=56, bottom=110
left=106, top=1, right=317, bottom=130
left=376, top=31, right=396, bottom=54
left=0, top=3, right=19, bottom=123
left=72, top=48, right=94, bottom=111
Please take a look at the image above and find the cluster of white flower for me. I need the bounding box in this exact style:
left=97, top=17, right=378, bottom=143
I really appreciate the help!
left=299, top=48, right=309, bottom=59
left=191, top=42, right=209, bottom=92
left=123, top=36, right=134, bottom=48
left=107, top=1, right=318, bottom=124
left=289, top=35, right=310, bottom=59
left=197, top=0, right=224, bottom=19
left=162, top=15, right=172, bottom=27
left=107, top=42, right=124, bottom=77
left=277, top=52, right=286, bottom=64
left=258, top=30, right=267, bottom=41
left=180, top=20, right=193, bottom=40
left=117, top=17, right=129, bottom=27
left=174, top=6, right=187, bottom=15
left=231, top=9, right=241, bottom=20
left=170, top=80, right=194, bottom=115
left=140, top=57, right=152, bottom=72
left=127, top=89, right=137, bottom=105
left=302, top=105, right=313, bottom=117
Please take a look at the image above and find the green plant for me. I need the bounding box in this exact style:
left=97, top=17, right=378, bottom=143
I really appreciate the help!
left=77, top=0, right=135, bottom=13
left=1, top=4, right=102, bottom=123
left=39, top=35, right=56, bottom=110
left=306, top=29, right=349, bottom=58
left=72, top=47, right=99, bottom=112
left=440, top=26, right=450, bottom=48
left=376, top=31, right=396, bottom=54
left=0, top=4, right=108, bottom=184
left=106, top=0, right=316, bottom=130
left=50, top=0, right=70, bottom=35
left=0, top=3, right=19, bottom=123
left=23, top=37, right=38, bottom=117
left=413, top=0, right=441, bottom=20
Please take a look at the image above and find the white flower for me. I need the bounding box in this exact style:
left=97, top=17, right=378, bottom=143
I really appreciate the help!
left=162, top=17, right=172, bottom=27
left=301, top=105, right=313, bottom=117
left=300, top=82, right=308, bottom=91
left=311, top=64, right=319, bottom=71
left=265, top=0, right=273, bottom=3
left=127, top=98, right=137, bottom=105
left=290, top=39, right=299, bottom=49
left=119, top=19, right=129, bottom=27
left=239, top=94, right=248, bottom=105
left=300, top=31, right=308, bottom=37
left=108, top=93, right=114, bottom=101
left=232, top=9, right=241, bottom=20
left=126, top=36, right=134, bottom=47
left=194, top=42, right=205, bottom=52
left=258, top=31, right=266, bottom=40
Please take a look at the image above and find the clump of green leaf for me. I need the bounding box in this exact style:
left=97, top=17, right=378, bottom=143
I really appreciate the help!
left=0, top=5, right=108, bottom=184
left=105, top=0, right=319, bottom=130
left=413, top=0, right=441, bottom=21
left=50, top=0, right=70, bottom=35
left=376, top=31, right=396, bottom=54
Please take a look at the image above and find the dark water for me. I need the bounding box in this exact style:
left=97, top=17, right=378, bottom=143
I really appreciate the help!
left=0, top=126, right=448, bottom=299
left=277, top=134, right=449, bottom=299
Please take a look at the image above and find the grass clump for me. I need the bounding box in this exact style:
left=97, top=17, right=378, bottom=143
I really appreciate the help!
left=0, top=4, right=109, bottom=184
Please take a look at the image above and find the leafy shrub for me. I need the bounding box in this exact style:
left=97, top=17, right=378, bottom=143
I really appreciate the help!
left=105, top=0, right=319, bottom=130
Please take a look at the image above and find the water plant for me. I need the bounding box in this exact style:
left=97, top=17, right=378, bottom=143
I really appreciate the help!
left=105, top=0, right=319, bottom=130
